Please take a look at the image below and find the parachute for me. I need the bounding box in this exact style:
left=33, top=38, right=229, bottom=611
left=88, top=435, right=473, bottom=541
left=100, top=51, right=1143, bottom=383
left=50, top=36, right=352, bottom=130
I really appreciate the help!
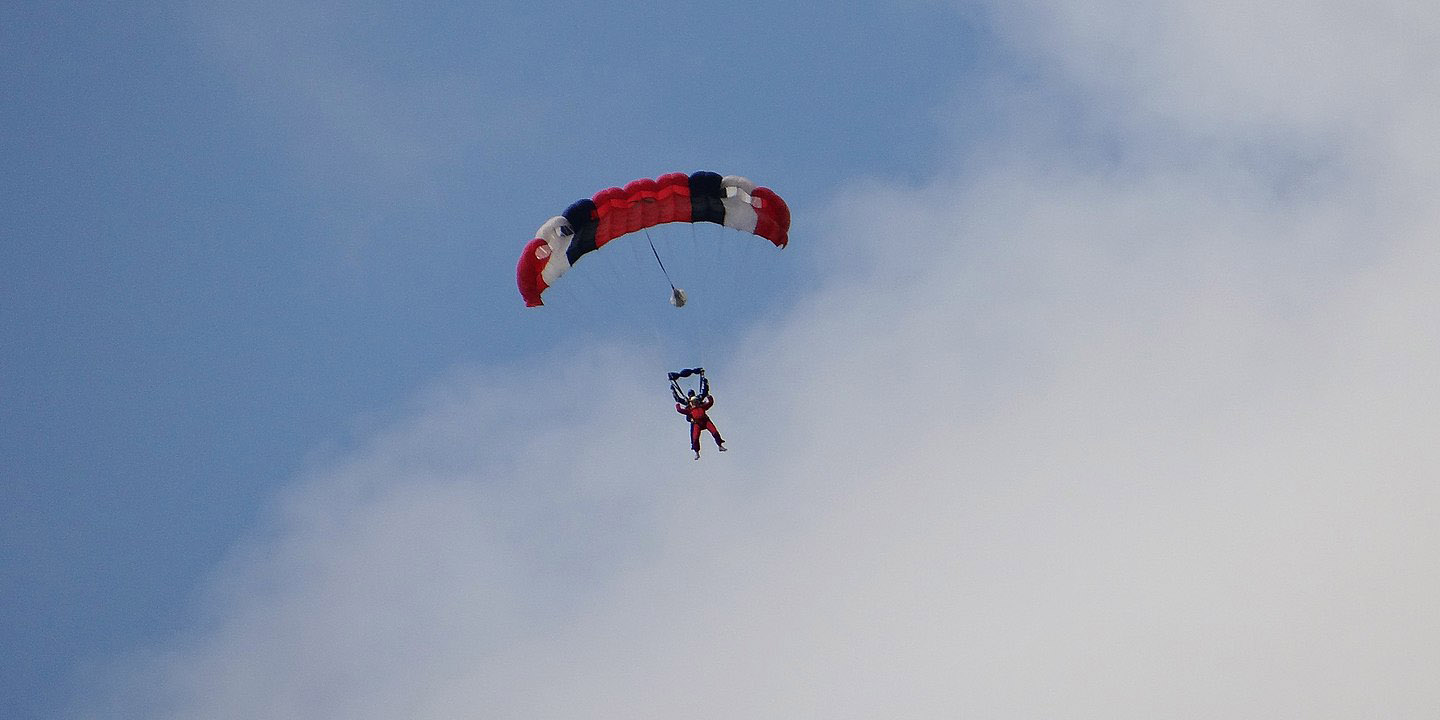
left=516, top=171, right=790, bottom=307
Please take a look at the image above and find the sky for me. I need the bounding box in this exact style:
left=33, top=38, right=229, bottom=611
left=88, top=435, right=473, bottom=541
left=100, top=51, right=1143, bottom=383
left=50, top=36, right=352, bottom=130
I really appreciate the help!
left=2, top=1, right=1438, bottom=718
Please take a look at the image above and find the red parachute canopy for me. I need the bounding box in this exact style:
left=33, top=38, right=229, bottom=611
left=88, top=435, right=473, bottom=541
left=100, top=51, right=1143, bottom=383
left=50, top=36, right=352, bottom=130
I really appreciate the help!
left=517, top=171, right=790, bottom=307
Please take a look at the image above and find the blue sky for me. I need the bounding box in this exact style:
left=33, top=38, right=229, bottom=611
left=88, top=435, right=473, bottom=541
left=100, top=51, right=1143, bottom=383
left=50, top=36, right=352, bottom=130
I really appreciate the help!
left=5, top=1, right=1440, bottom=718
left=3, top=2, right=985, bottom=714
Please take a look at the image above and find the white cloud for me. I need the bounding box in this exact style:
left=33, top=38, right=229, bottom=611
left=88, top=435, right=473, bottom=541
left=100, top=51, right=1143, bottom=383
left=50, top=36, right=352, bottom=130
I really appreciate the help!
left=88, top=1, right=1440, bottom=717
left=985, top=0, right=1440, bottom=143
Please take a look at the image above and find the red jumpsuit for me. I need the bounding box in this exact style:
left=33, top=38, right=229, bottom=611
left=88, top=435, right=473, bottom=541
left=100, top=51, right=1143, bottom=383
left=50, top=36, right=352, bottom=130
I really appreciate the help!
left=677, top=396, right=724, bottom=452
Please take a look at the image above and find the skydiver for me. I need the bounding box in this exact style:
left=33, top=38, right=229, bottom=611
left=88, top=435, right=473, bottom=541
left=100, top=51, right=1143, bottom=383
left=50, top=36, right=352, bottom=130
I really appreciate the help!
left=672, top=371, right=725, bottom=459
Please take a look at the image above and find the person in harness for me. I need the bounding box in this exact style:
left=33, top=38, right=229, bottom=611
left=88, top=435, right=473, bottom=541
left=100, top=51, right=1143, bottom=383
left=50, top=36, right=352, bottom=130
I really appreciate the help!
left=669, top=368, right=726, bottom=459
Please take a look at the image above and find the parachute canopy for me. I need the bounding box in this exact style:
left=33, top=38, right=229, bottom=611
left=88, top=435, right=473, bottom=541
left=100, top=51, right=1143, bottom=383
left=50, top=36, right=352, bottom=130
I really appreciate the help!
left=517, top=171, right=790, bottom=307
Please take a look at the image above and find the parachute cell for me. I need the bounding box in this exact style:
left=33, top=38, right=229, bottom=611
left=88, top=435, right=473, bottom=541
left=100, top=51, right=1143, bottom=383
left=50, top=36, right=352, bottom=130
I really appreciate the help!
left=517, top=171, right=790, bottom=307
